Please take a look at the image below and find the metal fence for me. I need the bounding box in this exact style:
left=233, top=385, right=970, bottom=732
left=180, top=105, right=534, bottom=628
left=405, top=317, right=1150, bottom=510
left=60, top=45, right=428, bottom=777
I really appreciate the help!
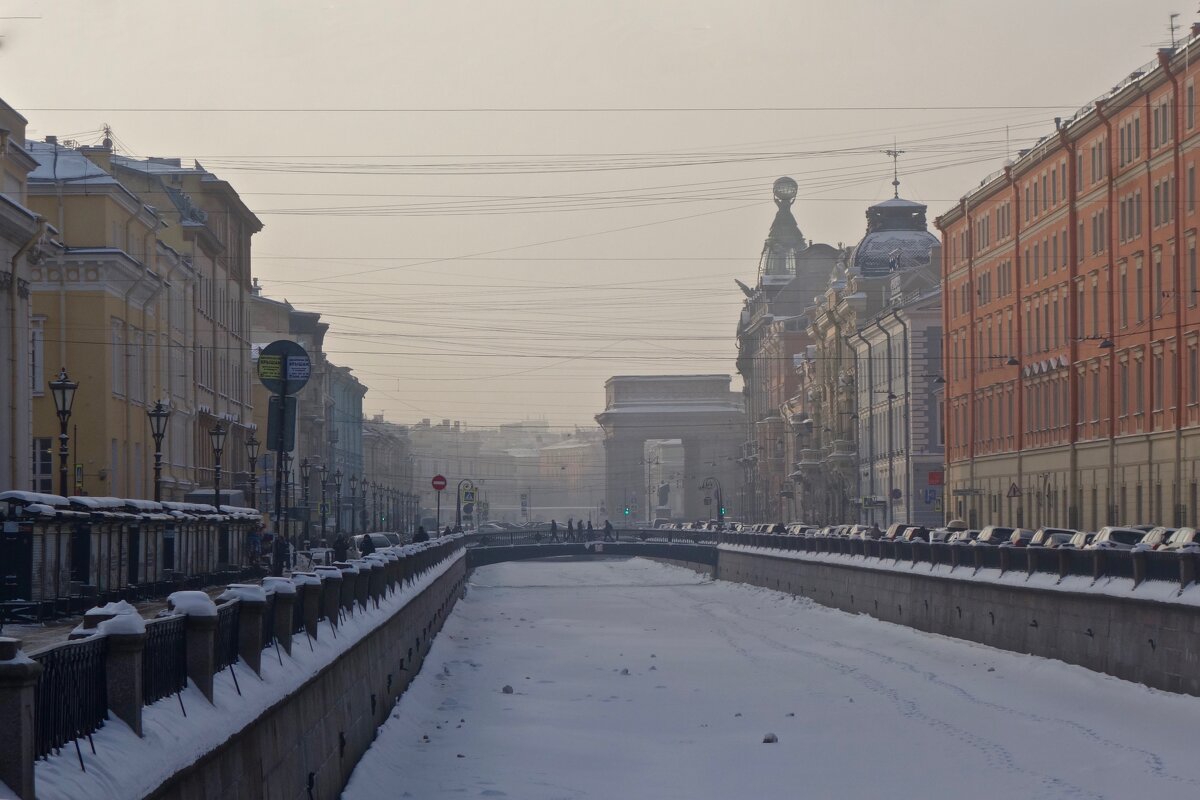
left=32, top=636, right=109, bottom=759
left=213, top=602, right=241, bottom=673
left=261, top=594, right=276, bottom=651
left=721, top=532, right=1198, bottom=591
left=142, top=616, right=188, bottom=707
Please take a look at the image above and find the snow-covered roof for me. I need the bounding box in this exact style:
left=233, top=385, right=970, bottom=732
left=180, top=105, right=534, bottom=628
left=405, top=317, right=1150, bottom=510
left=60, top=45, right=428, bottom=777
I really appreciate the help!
left=26, top=141, right=121, bottom=186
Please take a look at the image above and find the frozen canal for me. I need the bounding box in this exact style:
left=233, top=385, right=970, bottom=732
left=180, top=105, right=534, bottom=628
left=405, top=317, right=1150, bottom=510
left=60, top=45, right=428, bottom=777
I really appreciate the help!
left=345, top=557, right=1200, bottom=800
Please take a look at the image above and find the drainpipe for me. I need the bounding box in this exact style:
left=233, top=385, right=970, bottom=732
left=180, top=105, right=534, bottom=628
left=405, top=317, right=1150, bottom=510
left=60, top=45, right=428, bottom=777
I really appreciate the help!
left=1094, top=101, right=1118, bottom=524
left=876, top=316, right=895, bottom=528
left=10, top=217, right=47, bottom=483
left=891, top=309, right=913, bottom=525
left=121, top=204, right=149, bottom=498
left=850, top=327, right=876, bottom=525
left=1161, top=50, right=1186, bottom=526
left=1057, top=121, right=1081, bottom=528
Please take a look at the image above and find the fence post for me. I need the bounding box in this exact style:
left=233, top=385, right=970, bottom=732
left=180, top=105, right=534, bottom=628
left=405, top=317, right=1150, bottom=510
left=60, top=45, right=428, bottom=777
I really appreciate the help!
left=1091, top=550, right=1105, bottom=582
left=273, top=588, right=296, bottom=655
left=1180, top=553, right=1196, bottom=592
left=107, top=630, right=147, bottom=736
left=299, top=582, right=320, bottom=640
left=1131, top=550, right=1146, bottom=587
left=184, top=613, right=218, bottom=702
left=323, top=572, right=344, bottom=628
left=336, top=563, right=358, bottom=616
left=236, top=598, right=266, bottom=676
left=0, top=637, right=42, bottom=800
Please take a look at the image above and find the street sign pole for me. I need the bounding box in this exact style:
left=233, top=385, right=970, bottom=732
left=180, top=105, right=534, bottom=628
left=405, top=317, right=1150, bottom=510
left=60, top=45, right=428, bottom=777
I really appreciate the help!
left=431, top=474, right=448, bottom=534
left=257, top=340, right=311, bottom=573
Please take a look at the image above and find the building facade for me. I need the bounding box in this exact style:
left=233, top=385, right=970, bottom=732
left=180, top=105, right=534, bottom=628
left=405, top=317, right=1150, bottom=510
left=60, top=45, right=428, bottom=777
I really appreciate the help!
left=938, top=38, right=1200, bottom=530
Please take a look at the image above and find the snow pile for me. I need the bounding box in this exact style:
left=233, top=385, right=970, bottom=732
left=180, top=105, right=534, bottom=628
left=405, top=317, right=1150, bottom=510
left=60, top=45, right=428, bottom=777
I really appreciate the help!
left=345, top=557, right=1200, bottom=800
left=289, top=572, right=322, bottom=587
left=165, top=591, right=218, bottom=617
left=96, top=613, right=146, bottom=636
left=217, top=584, right=267, bottom=604
left=262, top=577, right=298, bottom=595
left=84, top=600, right=139, bottom=619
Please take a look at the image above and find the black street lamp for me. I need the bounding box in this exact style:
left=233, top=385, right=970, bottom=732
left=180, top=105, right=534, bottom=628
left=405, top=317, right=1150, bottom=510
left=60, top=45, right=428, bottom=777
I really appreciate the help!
left=318, top=463, right=328, bottom=544
left=333, top=469, right=343, bottom=537
left=300, top=457, right=312, bottom=546
left=147, top=400, right=170, bottom=502
left=359, top=475, right=369, bottom=532
left=281, top=451, right=293, bottom=539
left=209, top=422, right=227, bottom=513
left=245, top=433, right=261, bottom=510
left=48, top=367, right=78, bottom=497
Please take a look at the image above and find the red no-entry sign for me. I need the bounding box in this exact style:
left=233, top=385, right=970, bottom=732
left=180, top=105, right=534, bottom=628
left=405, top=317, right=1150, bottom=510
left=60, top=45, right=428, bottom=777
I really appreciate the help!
left=431, top=474, right=447, bottom=491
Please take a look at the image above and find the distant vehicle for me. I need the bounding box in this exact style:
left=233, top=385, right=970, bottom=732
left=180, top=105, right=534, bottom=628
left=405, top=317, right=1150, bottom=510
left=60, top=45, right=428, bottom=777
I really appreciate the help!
left=352, top=533, right=392, bottom=554
left=1135, top=527, right=1176, bottom=550
left=1161, top=527, right=1200, bottom=552
left=1085, top=527, right=1145, bottom=551
left=948, top=529, right=980, bottom=545
left=1029, top=528, right=1076, bottom=547
left=1005, top=529, right=1036, bottom=547
left=900, top=526, right=930, bottom=542
left=882, top=523, right=909, bottom=540
left=973, top=526, right=1031, bottom=546
left=1060, top=531, right=1096, bottom=549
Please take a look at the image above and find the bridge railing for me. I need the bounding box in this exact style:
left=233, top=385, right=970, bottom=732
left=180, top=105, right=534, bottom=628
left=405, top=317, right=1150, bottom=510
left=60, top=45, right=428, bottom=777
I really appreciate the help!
left=720, top=532, right=1199, bottom=593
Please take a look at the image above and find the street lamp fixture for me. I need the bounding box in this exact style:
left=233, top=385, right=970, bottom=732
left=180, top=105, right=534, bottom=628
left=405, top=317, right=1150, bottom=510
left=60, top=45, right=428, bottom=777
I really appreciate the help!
left=333, top=468, right=343, bottom=537
left=48, top=367, right=78, bottom=497
left=359, top=474, right=369, bottom=533
left=209, top=422, right=227, bottom=512
left=318, top=464, right=329, bottom=543
left=245, top=433, right=261, bottom=509
left=147, top=400, right=170, bottom=502
left=300, top=457, right=313, bottom=545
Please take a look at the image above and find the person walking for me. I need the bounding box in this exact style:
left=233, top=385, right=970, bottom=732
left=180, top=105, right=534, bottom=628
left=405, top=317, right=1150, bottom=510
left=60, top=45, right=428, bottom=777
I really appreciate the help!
left=567, top=519, right=575, bottom=542
left=414, top=526, right=429, bottom=543
left=586, top=520, right=594, bottom=540
left=549, top=519, right=559, bottom=542
left=359, top=534, right=376, bottom=557
left=333, top=533, right=350, bottom=561
left=603, top=519, right=614, bottom=542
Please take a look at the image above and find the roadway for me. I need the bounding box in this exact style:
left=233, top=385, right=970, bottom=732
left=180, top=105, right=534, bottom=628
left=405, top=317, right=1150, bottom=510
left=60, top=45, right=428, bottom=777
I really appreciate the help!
left=345, top=556, right=1200, bottom=800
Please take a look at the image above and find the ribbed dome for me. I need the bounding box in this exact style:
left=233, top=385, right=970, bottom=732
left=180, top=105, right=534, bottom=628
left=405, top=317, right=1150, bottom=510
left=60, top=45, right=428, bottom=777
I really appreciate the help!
left=851, top=196, right=938, bottom=277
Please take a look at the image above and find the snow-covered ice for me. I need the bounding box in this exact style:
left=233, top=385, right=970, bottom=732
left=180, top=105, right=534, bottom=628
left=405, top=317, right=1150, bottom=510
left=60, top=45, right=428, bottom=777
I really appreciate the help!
left=345, top=557, right=1200, bottom=800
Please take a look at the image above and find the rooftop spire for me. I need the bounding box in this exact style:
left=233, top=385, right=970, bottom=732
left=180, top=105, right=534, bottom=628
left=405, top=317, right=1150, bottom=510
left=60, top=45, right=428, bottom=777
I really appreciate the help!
left=883, top=142, right=904, bottom=198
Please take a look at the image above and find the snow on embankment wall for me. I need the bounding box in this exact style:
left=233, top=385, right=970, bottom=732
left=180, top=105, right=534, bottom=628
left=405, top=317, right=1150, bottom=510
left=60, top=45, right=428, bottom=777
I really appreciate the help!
left=145, top=556, right=466, bottom=800
left=717, top=546, right=1200, bottom=697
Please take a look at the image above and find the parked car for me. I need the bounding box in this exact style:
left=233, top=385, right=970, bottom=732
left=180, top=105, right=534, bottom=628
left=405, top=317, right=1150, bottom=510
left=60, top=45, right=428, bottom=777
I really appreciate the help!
left=1028, top=527, right=1076, bottom=547
left=1161, top=527, right=1200, bottom=552
left=1005, top=529, right=1036, bottom=547
left=1059, top=531, right=1096, bottom=549
left=948, top=529, right=980, bottom=545
left=1086, top=527, right=1146, bottom=550
left=928, top=527, right=954, bottom=543
left=1134, top=527, right=1176, bottom=550
left=352, top=532, right=393, bottom=554
left=900, top=526, right=930, bottom=542
left=972, top=526, right=1020, bottom=546
left=882, top=523, right=909, bottom=540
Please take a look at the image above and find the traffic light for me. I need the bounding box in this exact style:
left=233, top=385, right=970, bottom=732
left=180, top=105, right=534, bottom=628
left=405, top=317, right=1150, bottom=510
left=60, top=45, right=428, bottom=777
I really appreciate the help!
left=623, top=506, right=630, bottom=516
left=719, top=506, right=726, bottom=516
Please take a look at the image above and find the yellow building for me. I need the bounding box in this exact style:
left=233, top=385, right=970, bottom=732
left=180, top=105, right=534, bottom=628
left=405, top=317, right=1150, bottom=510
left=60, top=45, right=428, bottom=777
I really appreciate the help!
left=24, top=138, right=261, bottom=502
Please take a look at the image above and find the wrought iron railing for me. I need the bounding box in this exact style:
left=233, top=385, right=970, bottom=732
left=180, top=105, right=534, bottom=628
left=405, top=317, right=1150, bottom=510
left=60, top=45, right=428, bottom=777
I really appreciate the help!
left=142, top=616, right=188, bottom=707
left=32, top=636, right=109, bottom=759
left=213, top=602, right=241, bottom=673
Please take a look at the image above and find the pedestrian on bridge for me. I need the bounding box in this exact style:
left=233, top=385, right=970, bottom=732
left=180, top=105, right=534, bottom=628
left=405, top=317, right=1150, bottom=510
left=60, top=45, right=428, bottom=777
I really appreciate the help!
left=586, top=520, right=594, bottom=540
left=549, top=519, right=559, bottom=542
left=603, top=520, right=614, bottom=542
left=414, top=526, right=429, bottom=543
left=567, top=519, right=575, bottom=541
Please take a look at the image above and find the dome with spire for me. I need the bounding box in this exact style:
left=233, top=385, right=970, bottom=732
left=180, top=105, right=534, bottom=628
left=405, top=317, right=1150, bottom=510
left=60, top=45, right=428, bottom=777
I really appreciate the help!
left=851, top=195, right=938, bottom=277
left=757, top=176, right=807, bottom=280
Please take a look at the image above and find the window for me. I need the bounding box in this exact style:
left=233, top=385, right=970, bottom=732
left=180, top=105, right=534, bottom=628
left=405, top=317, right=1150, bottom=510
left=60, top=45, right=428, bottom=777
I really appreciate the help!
left=1092, top=370, right=1101, bottom=421
left=1189, top=83, right=1196, bottom=129
left=1190, top=164, right=1196, bottom=213
left=1091, top=280, right=1100, bottom=336
left=30, top=437, right=52, bottom=493
left=1120, top=267, right=1129, bottom=327
left=1190, top=346, right=1199, bottom=404
left=1120, top=361, right=1129, bottom=416
left=1154, top=352, right=1164, bottom=411
left=1135, top=358, right=1145, bottom=415
left=1190, top=241, right=1198, bottom=308
left=111, top=320, right=125, bottom=396
left=30, top=317, right=45, bottom=394
left=1135, top=260, right=1144, bottom=323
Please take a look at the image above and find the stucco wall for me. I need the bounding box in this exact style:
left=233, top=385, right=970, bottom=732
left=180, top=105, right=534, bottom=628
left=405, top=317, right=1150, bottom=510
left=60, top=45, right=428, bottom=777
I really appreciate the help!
left=147, top=558, right=467, bottom=800
left=717, top=548, right=1200, bottom=696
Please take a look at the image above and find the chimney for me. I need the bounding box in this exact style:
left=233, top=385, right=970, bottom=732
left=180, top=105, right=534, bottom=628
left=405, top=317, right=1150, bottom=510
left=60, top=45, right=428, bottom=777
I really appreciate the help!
left=45, top=135, right=57, bottom=145
left=1192, top=22, right=1200, bottom=38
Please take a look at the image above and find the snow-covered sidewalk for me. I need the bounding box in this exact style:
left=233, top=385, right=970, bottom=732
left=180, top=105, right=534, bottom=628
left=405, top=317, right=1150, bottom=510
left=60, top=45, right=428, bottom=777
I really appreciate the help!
left=346, top=557, right=1200, bottom=800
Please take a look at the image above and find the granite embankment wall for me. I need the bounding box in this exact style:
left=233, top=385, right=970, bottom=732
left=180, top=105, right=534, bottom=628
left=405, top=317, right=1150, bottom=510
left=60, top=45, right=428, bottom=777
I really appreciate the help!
left=148, top=558, right=467, bottom=800
left=716, top=547, right=1200, bottom=696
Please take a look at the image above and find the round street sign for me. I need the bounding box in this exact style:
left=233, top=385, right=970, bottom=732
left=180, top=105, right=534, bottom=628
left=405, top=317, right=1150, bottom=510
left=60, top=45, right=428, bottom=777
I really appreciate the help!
left=431, top=474, right=447, bottom=491
left=257, top=340, right=311, bottom=396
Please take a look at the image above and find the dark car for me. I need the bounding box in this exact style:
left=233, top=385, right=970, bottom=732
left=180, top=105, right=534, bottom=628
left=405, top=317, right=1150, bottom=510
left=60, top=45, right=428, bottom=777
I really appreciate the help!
left=1005, top=529, right=1036, bottom=547
left=900, top=526, right=930, bottom=542
left=973, top=526, right=1021, bottom=546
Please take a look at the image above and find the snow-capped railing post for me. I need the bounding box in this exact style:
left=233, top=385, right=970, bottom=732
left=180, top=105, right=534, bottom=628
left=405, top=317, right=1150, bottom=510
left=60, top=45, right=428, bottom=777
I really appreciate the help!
left=315, top=567, right=342, bottom=629
left=220, top=586, right=267, bottom=677
left=106, top=627, right=147, bottom=737
left=0, top=637, right=42, bottom=800
left=264, top=578, right=297, bottom=656
left=168, top=591, right=219, bottom=702
left=1180, top=553, right=1196, bottom=591
left=351, top=560, right=370, bottom=610
left=335, top=562, right=358, bottom=616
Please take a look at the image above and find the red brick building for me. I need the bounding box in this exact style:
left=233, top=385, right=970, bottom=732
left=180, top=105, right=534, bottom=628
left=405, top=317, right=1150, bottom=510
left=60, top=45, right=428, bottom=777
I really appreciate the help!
left=938, top=39, right=1200, bottom=531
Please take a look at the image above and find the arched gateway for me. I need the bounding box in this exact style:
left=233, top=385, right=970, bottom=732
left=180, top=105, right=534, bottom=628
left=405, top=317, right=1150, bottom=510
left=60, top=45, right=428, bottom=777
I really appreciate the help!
left=596, top=375, right=745, bottom=523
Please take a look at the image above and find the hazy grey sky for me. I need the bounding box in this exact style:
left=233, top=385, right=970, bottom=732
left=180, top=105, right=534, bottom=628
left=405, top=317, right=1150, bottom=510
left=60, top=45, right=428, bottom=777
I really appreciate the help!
left=1, top=0, right=1187, bottom=428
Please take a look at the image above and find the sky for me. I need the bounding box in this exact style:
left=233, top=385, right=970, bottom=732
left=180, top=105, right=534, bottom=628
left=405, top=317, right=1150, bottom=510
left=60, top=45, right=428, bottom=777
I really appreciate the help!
left=0, top=0, right=1191, bottom=428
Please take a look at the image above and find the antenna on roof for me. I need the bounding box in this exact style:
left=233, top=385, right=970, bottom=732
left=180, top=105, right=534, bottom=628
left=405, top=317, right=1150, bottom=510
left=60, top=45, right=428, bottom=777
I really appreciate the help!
left=1171, top=12, right=1181, bottom=48
left=101, top=123, right=113, bottom=150
left=882, top=140, right=905, bottom=198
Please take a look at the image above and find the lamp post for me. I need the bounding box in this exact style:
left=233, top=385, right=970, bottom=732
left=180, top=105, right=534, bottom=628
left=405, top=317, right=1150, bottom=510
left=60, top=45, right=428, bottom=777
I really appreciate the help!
left=360, top=475, right=369, bottom=532
left=147, top=400, right=170, bottom=502
left=333, top=469, right=343, bottom=538
left=245, top=433, right=261, bottom=510
left=48, top=368, right=78, bottom=498
left=701, top=476, right=724, bottom=526
left=300, top=457, right=312, bottom=546
left=209, top=422, right=227, bottom=513
left=281, top=451, right=293, bottom=541
left=348, top=474, right=358, bottom=536
left=318, top=464, right=328, bottom=544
